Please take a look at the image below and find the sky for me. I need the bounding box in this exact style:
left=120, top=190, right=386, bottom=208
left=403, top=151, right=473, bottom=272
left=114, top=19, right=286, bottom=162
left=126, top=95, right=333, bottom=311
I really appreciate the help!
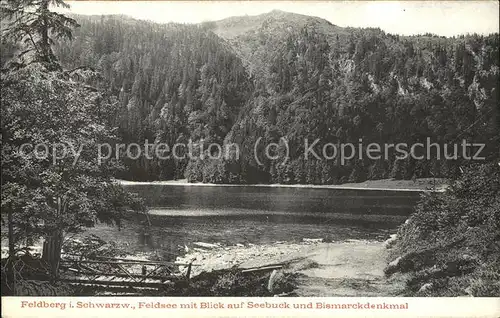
left=56, top=1, right=499, bottom=37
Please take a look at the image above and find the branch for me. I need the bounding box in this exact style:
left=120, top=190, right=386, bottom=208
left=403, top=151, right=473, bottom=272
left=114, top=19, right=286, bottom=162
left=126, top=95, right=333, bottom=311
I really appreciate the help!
left=22, top=28, right=41, bottom=57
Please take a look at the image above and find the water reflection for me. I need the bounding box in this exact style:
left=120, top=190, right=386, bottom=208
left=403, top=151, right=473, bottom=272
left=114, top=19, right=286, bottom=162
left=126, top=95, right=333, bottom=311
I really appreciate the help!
left=86, top=185, right=420, bottom=259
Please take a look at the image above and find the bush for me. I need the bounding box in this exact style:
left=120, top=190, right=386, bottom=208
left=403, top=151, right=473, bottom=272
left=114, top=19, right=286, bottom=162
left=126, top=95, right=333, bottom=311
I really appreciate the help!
left=387, top=163, right=500, bottom=296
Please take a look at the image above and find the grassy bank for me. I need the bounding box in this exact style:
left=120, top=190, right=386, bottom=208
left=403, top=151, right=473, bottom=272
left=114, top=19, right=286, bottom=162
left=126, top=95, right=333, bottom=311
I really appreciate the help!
left=385, top=163, right=500, bottom=296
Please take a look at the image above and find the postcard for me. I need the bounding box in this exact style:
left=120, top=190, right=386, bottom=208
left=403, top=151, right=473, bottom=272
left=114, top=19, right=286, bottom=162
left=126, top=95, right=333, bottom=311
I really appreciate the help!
left=1, top=1, right=499, bottom=317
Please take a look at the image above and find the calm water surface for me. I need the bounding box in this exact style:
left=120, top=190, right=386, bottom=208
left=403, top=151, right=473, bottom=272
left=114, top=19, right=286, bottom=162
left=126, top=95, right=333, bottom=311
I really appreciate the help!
left=87, top=185, right=421, bottom=259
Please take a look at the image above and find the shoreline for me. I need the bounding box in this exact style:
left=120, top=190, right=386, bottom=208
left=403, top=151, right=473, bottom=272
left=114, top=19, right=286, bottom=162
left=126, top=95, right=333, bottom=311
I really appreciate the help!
left=2, top=237, right=404, bottom=296
left=116, top=178, right=447, bottom=193
left=174, top=239, right=404, bottom=296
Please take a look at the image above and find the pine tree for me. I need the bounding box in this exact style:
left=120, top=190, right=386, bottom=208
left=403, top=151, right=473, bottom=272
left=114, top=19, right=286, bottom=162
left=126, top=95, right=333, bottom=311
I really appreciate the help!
left=1, top=0, right=79, bottom=70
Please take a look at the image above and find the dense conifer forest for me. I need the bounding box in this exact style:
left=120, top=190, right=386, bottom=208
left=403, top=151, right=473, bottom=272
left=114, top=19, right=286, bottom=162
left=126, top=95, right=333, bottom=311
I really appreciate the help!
left=46, top=12, right=499, bottom=183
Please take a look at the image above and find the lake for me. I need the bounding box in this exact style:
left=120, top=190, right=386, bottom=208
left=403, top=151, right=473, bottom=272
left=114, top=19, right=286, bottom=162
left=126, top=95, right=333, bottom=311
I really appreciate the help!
left=87, top=184, right=422, bottom=259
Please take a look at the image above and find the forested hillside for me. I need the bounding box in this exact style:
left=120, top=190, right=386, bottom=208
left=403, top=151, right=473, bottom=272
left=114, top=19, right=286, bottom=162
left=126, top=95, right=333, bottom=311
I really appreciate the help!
left=53, top=11, right=499, bottom=183
left=54, top=15, right=251, bottom=180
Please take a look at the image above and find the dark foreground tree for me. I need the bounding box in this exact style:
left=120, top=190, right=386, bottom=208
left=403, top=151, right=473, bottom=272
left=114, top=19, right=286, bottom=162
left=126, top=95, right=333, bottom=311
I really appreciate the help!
left=1, top=0, right=79, bottom=70
left=1, top=0, right=145, bottom=295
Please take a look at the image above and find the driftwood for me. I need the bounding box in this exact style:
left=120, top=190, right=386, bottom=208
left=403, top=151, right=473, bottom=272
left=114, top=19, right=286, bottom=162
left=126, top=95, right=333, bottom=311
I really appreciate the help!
left=241, top=264, right=284, bottom=273
left=193, top=242, right=219, bottom=249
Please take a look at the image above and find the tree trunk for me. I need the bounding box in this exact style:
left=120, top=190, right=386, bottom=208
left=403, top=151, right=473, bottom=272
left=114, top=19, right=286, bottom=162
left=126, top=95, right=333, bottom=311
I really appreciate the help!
left=42, top=230, right=63, bottom=281
left=42, top=196, right=65, bottom=281
left=7, top=207, right=16, bottom=295
left=40, top=0, right=50, bottom=63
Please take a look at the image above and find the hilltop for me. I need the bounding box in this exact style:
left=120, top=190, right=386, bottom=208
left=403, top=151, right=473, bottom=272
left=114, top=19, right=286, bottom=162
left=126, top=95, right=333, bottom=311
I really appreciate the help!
left=210, top=10, right=348, bottom=77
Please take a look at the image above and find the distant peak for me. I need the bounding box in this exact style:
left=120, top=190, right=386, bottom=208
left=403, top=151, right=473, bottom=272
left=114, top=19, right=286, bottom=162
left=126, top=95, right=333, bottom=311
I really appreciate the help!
left=266, top=9, right=296, bottom=16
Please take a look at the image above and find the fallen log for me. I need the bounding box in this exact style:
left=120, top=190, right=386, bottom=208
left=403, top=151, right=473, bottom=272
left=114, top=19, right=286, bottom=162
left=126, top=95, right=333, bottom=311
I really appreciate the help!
left=241, top=264, right=284, bottom=273
left=193, top=242, right=219, bottom=249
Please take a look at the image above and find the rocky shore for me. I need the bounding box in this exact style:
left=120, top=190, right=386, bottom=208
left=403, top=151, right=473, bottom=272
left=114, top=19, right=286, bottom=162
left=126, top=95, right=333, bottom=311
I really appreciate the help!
left=175, top=239, right=325, bottom=277
left=174, top=238, right=404, bottom=296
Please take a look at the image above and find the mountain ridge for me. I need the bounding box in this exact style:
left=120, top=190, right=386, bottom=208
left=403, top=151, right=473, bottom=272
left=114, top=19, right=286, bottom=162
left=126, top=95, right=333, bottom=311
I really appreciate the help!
left=210, top=9, right=340, bottom=39
left=46, top=13, right=499, bottom=183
